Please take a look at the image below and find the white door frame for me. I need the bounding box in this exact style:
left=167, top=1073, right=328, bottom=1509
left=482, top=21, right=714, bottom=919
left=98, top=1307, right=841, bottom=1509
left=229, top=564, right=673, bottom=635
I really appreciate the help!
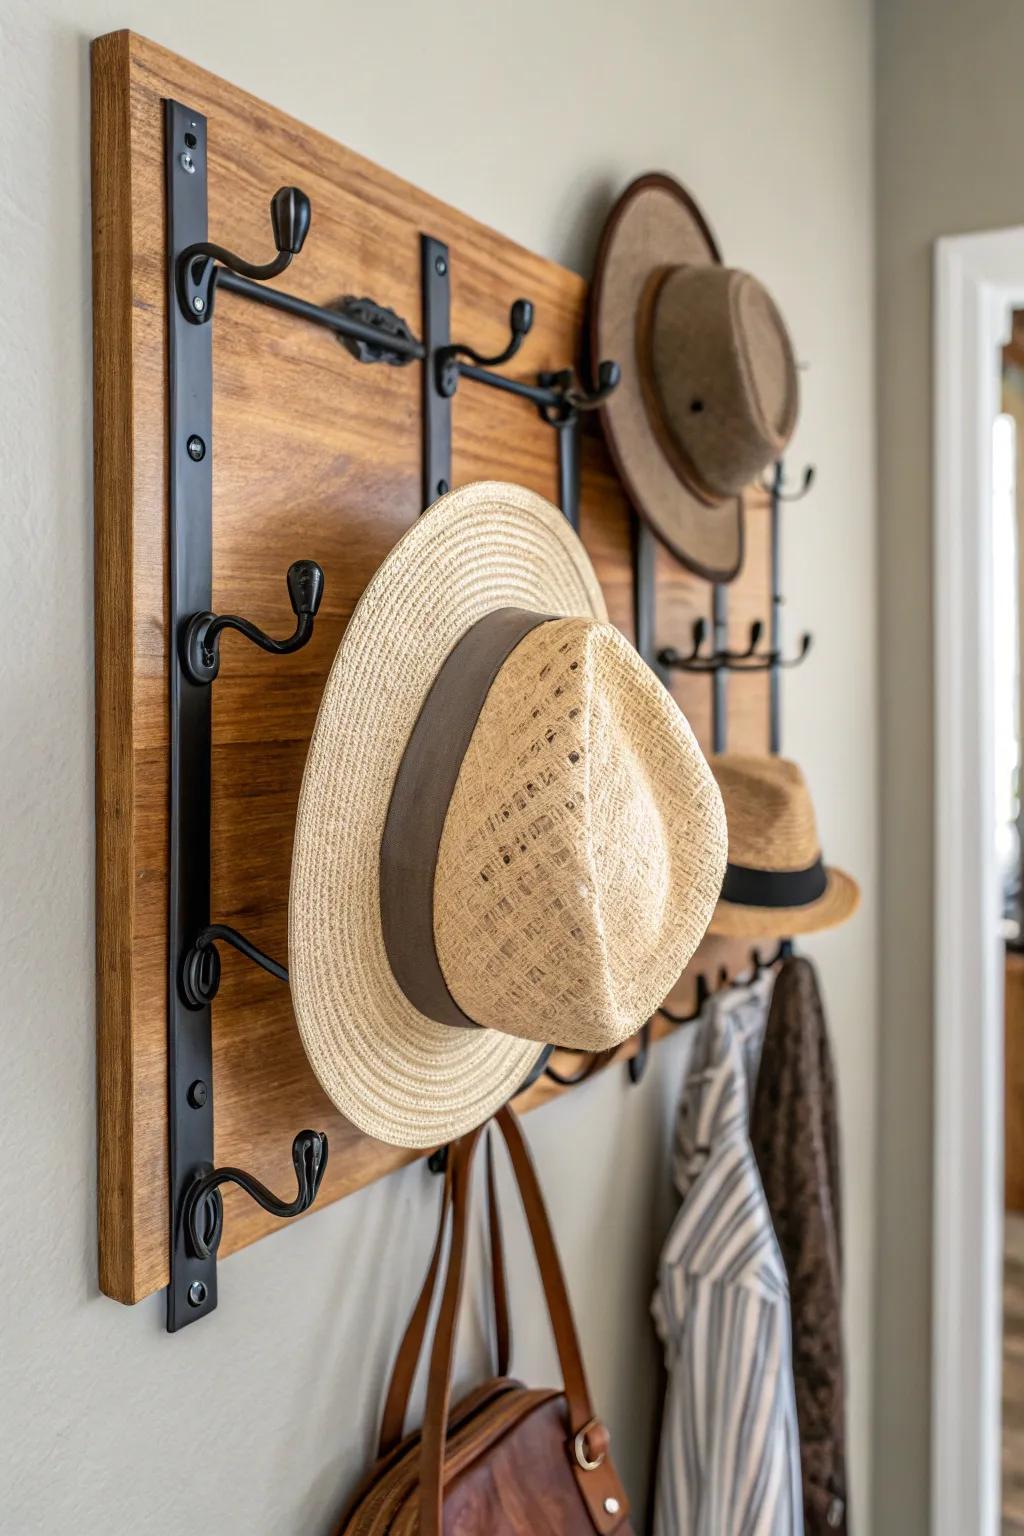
left=932, top=228, right=1024, bottom=1536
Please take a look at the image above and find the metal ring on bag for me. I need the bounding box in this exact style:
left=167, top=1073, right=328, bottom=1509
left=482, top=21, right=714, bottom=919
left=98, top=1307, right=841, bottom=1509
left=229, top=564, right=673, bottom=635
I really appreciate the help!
left=573, top=1419, right=607, bottom=1472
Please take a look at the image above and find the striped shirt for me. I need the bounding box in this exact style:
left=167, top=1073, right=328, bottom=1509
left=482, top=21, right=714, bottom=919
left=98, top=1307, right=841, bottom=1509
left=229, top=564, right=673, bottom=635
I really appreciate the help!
left=652, top=981, right=804, bottom=1536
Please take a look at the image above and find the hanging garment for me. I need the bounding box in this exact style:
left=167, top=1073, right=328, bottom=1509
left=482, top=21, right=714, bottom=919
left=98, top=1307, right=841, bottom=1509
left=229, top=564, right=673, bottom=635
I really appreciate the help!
left=750, top=956, right=850, bottom=1534
left=652, top=980, right=804, bottom=1536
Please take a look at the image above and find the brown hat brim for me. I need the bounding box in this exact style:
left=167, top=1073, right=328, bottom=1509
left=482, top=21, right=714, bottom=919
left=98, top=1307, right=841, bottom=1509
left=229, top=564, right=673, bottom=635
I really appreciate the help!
left=591, top=174, right=744, bottom=583
left=707, top=866, right=860, bottom=939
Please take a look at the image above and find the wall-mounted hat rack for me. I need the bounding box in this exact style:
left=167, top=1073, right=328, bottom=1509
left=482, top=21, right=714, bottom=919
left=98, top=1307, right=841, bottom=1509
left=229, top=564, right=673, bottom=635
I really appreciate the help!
left=633, top=463, right=815, bottom=753
left=578, top=459, right=816, bottom=1088
left=92, top=32, right=793, bottom=1324
left=163, top=99, right=621, bottom=1330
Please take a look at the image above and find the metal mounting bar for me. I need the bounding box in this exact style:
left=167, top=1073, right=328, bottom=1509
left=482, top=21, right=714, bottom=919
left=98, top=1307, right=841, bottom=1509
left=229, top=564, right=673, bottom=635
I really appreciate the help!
left=763, top=460, right=815, bottom=752
left=164, top=103, right=329, bottom=1332
left=421, top=236, right=453, bottom=504
left=633, top=519, right=662, bottom=677
left=711, top=583, right=728, bottom=753
left=165, top=98, right=217, bottom=1332
left=217, top=269, right=425, bottom=361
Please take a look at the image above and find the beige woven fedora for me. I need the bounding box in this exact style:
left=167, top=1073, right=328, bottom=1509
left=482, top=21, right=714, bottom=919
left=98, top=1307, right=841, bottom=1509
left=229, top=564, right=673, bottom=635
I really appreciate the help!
left=288, top=483, right=727, bottom=1148
left=591, top=173, right=799, bottom=582
left=708, top=754, right=859, bottom=938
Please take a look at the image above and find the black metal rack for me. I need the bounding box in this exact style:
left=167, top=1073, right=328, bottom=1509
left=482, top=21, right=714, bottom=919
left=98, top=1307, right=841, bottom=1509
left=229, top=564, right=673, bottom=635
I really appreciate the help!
left=163, top=100, right=621, bottom=1330
left=633, top=465, right=814, bottom=751
left=597, top=462, right=816, bottom=1087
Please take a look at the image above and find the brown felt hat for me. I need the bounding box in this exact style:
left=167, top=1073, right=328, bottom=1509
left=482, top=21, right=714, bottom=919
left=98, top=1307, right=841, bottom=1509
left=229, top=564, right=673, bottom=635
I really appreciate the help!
left=709, top=754, right=859, bottom=938
left=591, top=173, right=799, bottom=581
left=289, top=483, right=727, bottom=1148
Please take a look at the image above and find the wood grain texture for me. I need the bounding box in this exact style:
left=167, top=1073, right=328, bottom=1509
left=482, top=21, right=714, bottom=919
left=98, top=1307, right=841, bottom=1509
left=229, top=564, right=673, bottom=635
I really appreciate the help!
left=92, top=31, right=774, bottom=1304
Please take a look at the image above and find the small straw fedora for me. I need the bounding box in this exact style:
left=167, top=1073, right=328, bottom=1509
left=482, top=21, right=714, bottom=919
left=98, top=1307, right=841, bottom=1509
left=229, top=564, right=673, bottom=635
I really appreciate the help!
left=709, top=754, right=859, bottom=937
left=289, top=483, right=727, bottom=1148
left=591, top=173, right=799, bottom=582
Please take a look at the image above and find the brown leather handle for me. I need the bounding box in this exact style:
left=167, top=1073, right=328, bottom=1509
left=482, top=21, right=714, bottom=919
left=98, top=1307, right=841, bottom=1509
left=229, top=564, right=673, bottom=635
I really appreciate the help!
left=419, top=1107, right=598, bottom=1536
left=377, top=1131, right=510, bottom=1459
left=420, top=1126, right=483, bottom=1535
left=492, top=1106, right=595, bottom=1432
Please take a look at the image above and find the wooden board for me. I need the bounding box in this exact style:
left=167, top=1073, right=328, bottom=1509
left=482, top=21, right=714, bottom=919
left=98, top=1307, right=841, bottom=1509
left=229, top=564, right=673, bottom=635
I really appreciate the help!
left=92, top=30, right=774, bottom=1305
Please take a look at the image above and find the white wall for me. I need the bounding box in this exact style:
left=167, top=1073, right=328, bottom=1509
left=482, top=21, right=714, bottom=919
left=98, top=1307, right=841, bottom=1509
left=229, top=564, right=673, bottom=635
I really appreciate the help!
left=0, top=2, right=876, bottom=1530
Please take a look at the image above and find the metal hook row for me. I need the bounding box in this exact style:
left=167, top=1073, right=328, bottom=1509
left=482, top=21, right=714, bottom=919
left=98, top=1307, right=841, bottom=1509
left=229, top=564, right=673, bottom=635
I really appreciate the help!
left=658, top=616, right=812, bottom=675
left=628, top=941, right=792, bottom=1084
left=173, top=184, right=620, bottom=422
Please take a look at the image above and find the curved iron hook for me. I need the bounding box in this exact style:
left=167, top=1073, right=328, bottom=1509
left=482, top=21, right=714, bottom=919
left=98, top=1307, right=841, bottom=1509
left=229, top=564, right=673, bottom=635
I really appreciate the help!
left=658, top=973, right=712, bottom=1028
left=628, top=1019, right=653, bottom=1084
left=179, top=923, right=288, bottom=1010
left=660, top=619, right=811, bottom=675
left=185, top=1130, right=329, bottom=1262
left=544, top=1047, right=619, bottom=1088
left=437, top=299, right=534, bottom=396
left=181, top=559, right=324, bottom=685
left=177, top=186, right=312, bottom=324
left=538, top=360, right=622, bottom=423
left=760, top=460, right=816, bottom=502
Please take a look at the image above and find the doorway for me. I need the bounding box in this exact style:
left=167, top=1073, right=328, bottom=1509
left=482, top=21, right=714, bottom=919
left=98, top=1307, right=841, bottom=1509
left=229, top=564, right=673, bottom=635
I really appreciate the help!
left=932, top=229, right=1024, bottom=1536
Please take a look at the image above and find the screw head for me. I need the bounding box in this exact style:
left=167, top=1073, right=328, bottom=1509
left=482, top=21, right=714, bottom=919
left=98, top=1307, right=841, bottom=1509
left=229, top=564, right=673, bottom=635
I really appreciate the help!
left=436, top=479, right=449, bottom=496
left=603, top=1497, right=620, bottom=1516
left=187, top=1080, right=208, bottom=1108
left=186, top=435, right=206, bottom=461
left=192, top=295, right=206, bottom=315
left=179, top=151, right=196, bottom=175
left=434, top=254, right=447, bottom=277
left=187, top=1280, right=207, bottom=1307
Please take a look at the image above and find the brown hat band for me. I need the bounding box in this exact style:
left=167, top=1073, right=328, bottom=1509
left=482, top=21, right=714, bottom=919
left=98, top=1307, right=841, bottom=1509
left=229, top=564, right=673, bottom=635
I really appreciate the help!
left=380, top=607, right=554, bottom=1029
left=720, top=857, right=827, bottom=909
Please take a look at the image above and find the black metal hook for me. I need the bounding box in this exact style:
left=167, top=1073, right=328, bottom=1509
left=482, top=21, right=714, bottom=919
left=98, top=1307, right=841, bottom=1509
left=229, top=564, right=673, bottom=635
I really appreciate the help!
left=177, top=185, right=312, bottom=323
left=538, top=361, right=622, bottom=422
left=181, top=559, right=324, bottom=685
left=544, top=1048, right=619, bottom=1088
left=437, top=299, right=535, bottom=396
left=660, top=617, right=771, bottom=673
left=761, top=461, right=816, bottom=502
left=179, top=924, right=288, bottom=1010
left=622, top=942, right=794, bottom=1087
left=658, top=973, right=712, bottom=1029
left=628, top=1020, right=653, bottom=1085
left=184, top=1130, right=329, bottom=1262
left=659, top=618, right=811, bottom=674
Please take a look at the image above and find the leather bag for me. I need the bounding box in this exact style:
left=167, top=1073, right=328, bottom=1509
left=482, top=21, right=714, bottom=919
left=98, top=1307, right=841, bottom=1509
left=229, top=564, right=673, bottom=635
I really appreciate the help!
left=337, top=1105, right=632, bottom=1534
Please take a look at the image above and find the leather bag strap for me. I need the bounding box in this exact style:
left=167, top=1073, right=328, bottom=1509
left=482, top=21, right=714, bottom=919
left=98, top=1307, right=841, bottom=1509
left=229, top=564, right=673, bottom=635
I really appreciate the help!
left=486, top=1132, right=511, bottom=1381
left=492, top=1105, right=594, bottom=1433
left=377, top=1132, right=510, bottom=1459
left=420, top=1108, right=601, bottom=1536
left=420, top=1127, right=484, bottom=1534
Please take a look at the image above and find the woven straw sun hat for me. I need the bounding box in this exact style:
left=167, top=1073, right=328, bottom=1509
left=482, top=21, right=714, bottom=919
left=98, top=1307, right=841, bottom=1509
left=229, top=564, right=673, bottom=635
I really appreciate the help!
left=289, top=483, right=727, bottom=1149
left=709, top=754, right=859, bottom=938
left=591, top=172, right=799, bottom=582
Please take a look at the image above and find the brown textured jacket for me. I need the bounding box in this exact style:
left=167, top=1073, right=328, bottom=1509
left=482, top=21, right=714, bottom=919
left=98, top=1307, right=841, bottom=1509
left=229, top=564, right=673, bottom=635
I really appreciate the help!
left=750, top=956, right=849, bottom=1534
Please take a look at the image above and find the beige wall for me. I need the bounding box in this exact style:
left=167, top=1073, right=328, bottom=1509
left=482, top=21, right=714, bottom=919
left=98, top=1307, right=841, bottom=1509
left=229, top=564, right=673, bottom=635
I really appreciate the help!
left=873, top=2, right=1024, bottom=1527
left=0, top=2, right=875, bottom=1530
